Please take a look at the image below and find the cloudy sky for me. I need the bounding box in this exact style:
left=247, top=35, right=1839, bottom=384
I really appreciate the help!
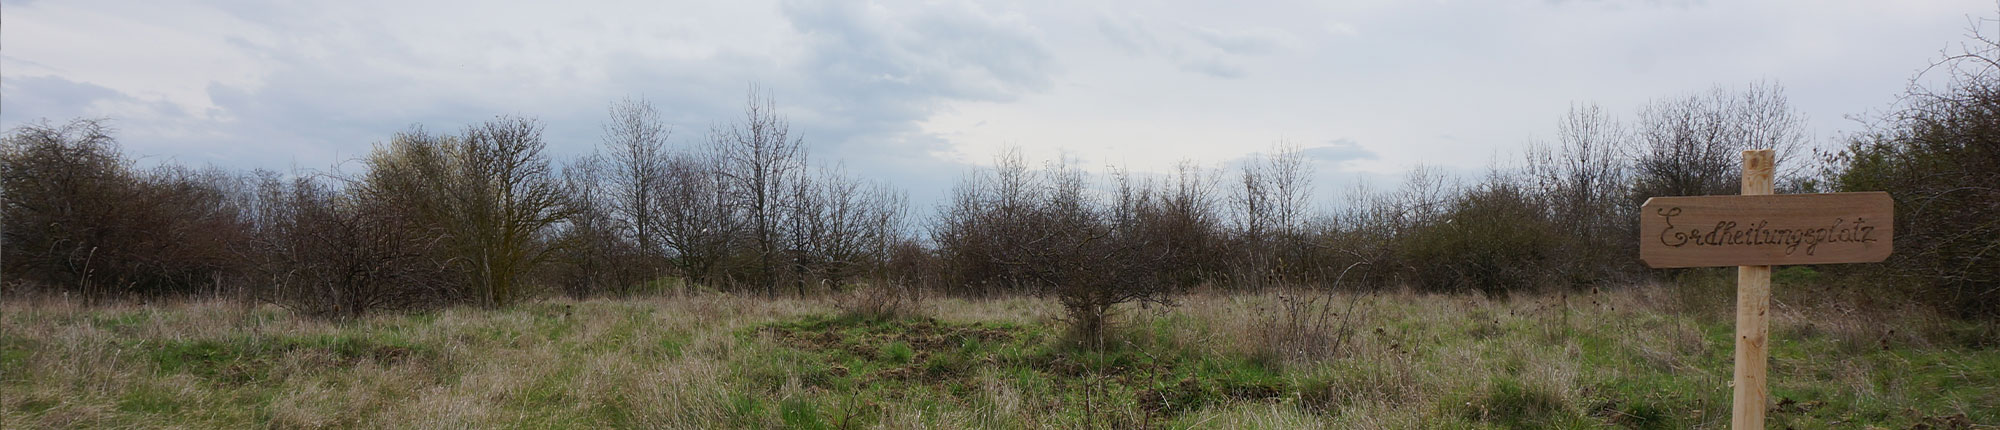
left=3, top=0, right=1991, bottom=209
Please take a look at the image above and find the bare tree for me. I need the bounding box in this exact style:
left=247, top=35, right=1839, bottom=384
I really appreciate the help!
left=1527, top=103, right=1626, bottom=226
left=1524, top=103, right=1635, bottom=284
left=1231, top=152, right=1271, bottom=245
left=1227, top=142, right=1313, bottom=287
left=654, top=151, right=739, bottom=292
left=859, top=180, right=909, bottom=282
left=1163, top=161, right=1224, bottom=284
left=778, top=166, right=904, bottom=293
left=1266, top=142, right=1314, bottom=283
left=934, top=148, right=1038, bottom=296
left=1118, top=160, right=1223, bottom=287
left=550, top=154, right=642, bottom=298
left=934, top=174, right=995, bottom=296
left=601, top=96, right=672, bottom=260
left=711, top=87, right=805, bottom=295
left=1268, top=142, right=1313, bottom=239
left=780, top=162, right=823, bottom=295
left=1229, top=152, right=1272, bottom=287
left=1630, top=81, right=1808, bottom=200
left=459, top=118, right=572, bottom=306
left=1394, top=165, right=1454, bottom=230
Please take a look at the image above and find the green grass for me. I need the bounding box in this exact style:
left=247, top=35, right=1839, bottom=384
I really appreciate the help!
left=741, top=313, right=1296, bottom=427
left=0, top=287, right=1994, bottom=428
left=146, top=334, right=431, bottom=384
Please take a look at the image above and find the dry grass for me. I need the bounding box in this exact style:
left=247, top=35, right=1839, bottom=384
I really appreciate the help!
left=2, top=284, right=1994, bottom=429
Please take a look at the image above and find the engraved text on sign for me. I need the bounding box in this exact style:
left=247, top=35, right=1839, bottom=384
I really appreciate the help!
left=1638, top=192, right=1893, bottom=268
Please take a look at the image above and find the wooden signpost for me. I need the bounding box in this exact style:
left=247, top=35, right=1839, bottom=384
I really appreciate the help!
left=1638, top=150, right=1892, bottom=429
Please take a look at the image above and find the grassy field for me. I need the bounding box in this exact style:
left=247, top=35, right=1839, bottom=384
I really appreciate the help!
left=2, top=282, right=1996, bottom=429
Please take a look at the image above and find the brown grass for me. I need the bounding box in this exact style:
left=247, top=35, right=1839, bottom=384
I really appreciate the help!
left=1, top=284, right=1993, bottom=429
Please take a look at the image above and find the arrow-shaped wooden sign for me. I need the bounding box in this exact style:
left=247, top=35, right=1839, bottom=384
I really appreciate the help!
left=1640, top=192, right=1893, bottom=268
left=1637, top=150, right=1893, bottom=430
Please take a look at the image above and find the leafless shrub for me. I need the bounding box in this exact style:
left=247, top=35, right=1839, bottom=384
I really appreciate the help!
left=360, top=118, right=570, bottom=307
left=1523, top=103, right=1639, bottom=286
left=1395, top=177, right=1559, bottom=295
left=830, top=281, right=919, bottom=321
left=245, top=171, right=450, bottom=317
left=779, top=166, right=906, bottom=294
left=655, top=151, right=740, bottom=292
left=1226, top=142, right=1313, bottom=288
left=934, top=150, right=1193, bottom=344
left=547, top=154, right=649, bottom=298
left=932, top=148, right=1037, bottom=297
left=1257, top=260, right=1373, bottom=362
left=1822, top=15, right=2000, bottom=319
left=1, top=118, right=248, bottom=299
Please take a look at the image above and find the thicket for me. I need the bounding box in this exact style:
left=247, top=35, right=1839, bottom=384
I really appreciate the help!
left=4, top=29, right=1997, bottom=328
left=1817, top=19, right=2000, bottom=318
left=1, top=89, right=916, bottom=317
left=0, top=119, right=245, bottom=300
left=934, top=151, right=1213, bottom=340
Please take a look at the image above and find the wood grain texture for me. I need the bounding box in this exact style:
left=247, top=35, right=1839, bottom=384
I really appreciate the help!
left=1638, top=192, right=1893, bottom=268
left=1732, top=149, right=1773, bottom=430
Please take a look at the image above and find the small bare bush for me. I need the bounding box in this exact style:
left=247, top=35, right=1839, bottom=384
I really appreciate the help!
left=1255, top=261, right=1372, bottom=363
left=830, top=281, right=921, bottom=321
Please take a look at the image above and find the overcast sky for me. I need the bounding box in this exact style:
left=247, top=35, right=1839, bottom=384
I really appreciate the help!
left=3, top=0, right=1991, bottom=210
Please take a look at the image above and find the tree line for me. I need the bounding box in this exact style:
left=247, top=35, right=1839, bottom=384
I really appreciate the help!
left=5, top=32, right=1997, bottom=330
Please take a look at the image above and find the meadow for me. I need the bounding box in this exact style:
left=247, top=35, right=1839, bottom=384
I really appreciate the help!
left=3, top=280, right=1995, bottom=429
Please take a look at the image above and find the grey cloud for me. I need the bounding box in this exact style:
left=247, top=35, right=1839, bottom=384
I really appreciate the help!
left=773, top=0, right=1056, bottom=206
left=0, top=76, right=124, bottom=124
left=781, top=0, right=1052, bottom=103
left=200, top=48, right=769, bottom=171
left=177, top=0, right=1057, bottom=210
left=3, top=0, right=1053, bottom=214
left=0, top=76, right=206, bottom=163
left=1174, top=25, right=1292, bottom=79
left=1189, top=26, right=1287, bottom=56
left=1096, top=15, right=1155, bottom=55
left=1089, top=15, right=1278, bottom=79
left=1212, top=139, right=1380, bottom=205
left=1178, top=57, right=1244, bottom=79
left=5, top=0, right=1974, bottom=224
left=1299, top=138, right=1378, bottom=163
left=1223, top=138, right=1378, bottom=173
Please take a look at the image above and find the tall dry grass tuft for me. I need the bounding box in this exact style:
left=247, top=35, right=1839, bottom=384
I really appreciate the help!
left=828, top=282, right=923, bottom=321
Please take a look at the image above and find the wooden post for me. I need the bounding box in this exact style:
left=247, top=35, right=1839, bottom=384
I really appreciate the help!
left=1638, top=149, right=1892, bottom=428
left=1732, top=149, right=1775, bottom=429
